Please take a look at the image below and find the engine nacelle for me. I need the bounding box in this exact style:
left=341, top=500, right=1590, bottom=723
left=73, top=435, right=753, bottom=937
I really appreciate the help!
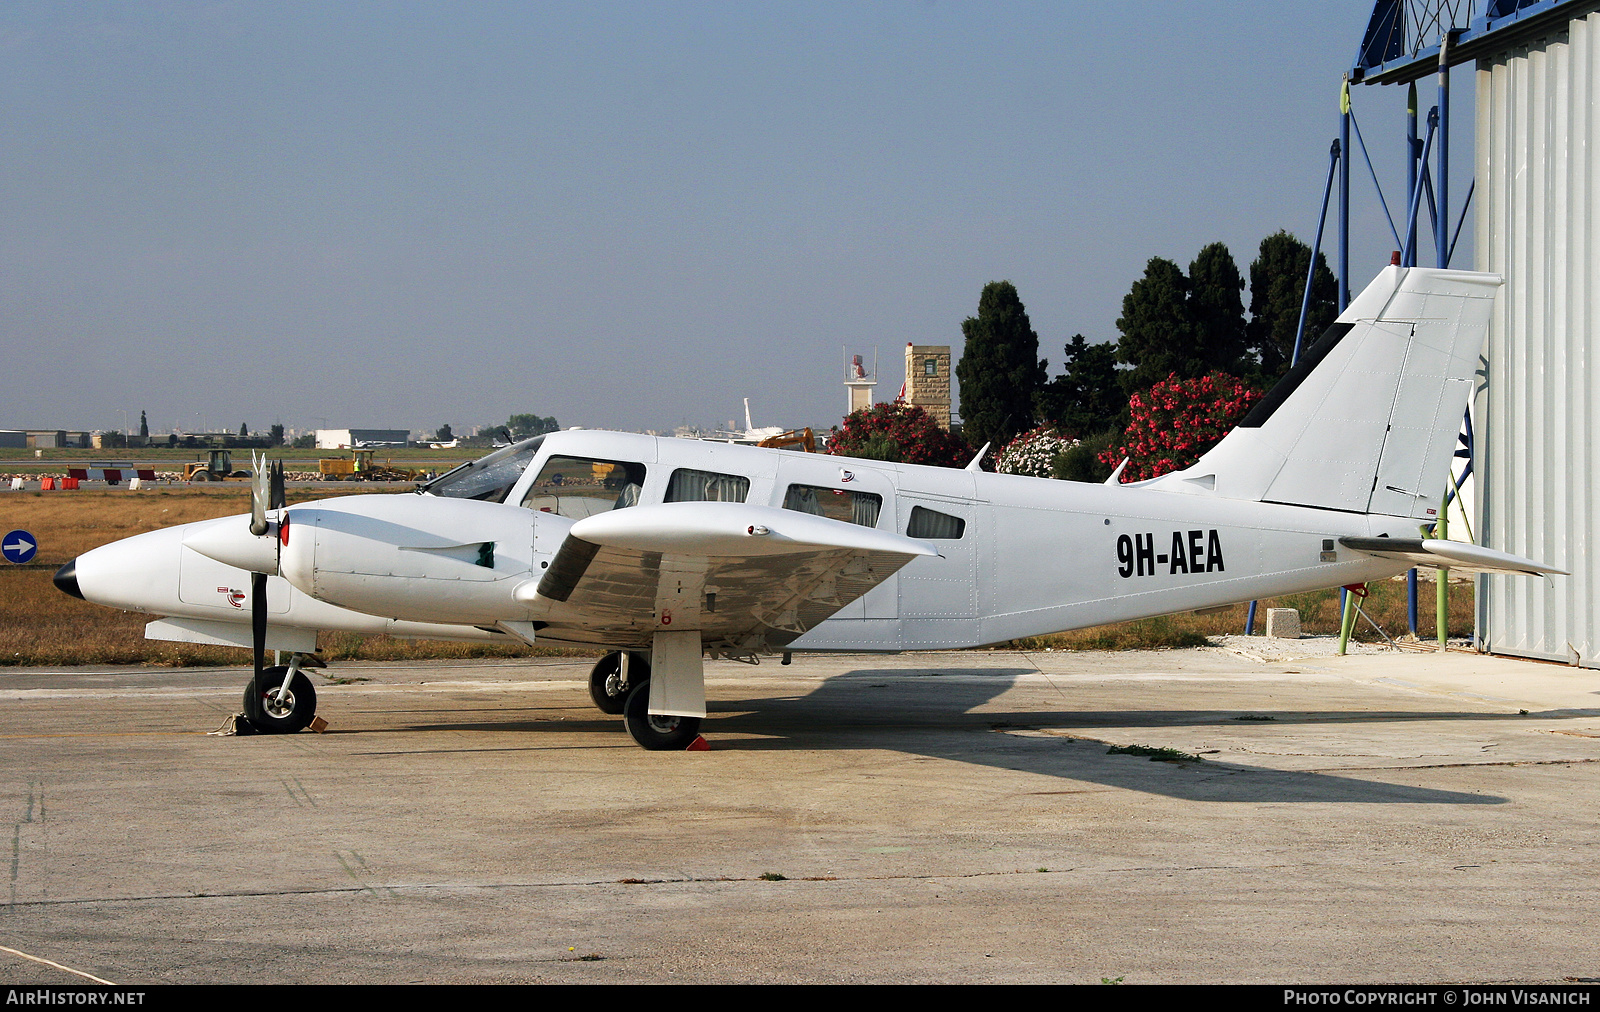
left=278, top=495, right=544, bottom=624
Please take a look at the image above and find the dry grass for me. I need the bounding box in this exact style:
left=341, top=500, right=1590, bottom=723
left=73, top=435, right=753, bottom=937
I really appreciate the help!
left=0, top=488, right=1479, bottom=666
left=1012, top=574, right=1477, bottom=651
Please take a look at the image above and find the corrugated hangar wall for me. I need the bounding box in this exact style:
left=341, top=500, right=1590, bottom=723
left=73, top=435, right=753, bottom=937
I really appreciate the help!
left=1475, top=6, right=1600, bottom=667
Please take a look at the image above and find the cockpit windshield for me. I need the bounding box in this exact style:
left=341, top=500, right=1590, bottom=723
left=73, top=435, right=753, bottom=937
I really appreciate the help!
left=419, top=436, right=545, bottom=503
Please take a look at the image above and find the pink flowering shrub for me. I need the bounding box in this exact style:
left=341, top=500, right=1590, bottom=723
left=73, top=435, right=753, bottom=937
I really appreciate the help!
left=827, top=402, right=971, bottom=468
left=1099, top=372, right=1261, bottom=482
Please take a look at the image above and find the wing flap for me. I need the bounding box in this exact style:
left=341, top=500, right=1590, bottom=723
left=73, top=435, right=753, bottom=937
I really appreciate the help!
left=1339, top=537, right=1565, bottom=576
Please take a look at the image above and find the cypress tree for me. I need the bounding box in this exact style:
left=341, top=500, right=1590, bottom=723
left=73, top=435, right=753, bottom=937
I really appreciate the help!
left=956, top=281, right=1046, bottom=451
left=1188, top=242, right=1249, bottom=374
left=1247, top=231, right=1338, bottom=379
left=1115, top=257, right=1197, bottom=392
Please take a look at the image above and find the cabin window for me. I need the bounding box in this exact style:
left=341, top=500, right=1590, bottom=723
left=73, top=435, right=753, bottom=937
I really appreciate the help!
left=907, top=505, right=965, bottom=540
left=521, top=456, right=647, bottom=519
left=782, top=484, right=882, bottom=527
left=665, top=468, right=750, bottom=503
left=422, top=436, right=544, bottom=503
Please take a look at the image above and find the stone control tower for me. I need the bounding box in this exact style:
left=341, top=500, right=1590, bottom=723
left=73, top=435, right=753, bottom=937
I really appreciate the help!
left=903, top=342, right=951, bottom=429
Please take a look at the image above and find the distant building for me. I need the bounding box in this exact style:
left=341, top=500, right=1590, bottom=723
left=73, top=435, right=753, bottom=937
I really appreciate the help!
left=21, top=430, right=89, bottom=449
left=316, top=428, right=411, bottom=449
left=0, top=431, right=26, bottom=449
left=903, top=343, right=951, bottom=429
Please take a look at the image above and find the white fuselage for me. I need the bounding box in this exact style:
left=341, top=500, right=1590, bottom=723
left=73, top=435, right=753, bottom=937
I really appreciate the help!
left=74, top=429, right=1416, bottom=654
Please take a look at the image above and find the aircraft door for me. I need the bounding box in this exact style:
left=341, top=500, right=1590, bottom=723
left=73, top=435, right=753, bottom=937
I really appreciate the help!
left=895, top=495, right=978, bottom=620
left=772, top=457, right=899, bottom=620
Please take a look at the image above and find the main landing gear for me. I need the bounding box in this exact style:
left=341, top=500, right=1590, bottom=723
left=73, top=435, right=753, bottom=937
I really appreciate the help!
left=588, top=651, right=650, bottom=715
left=622, top=682, right=702, bottom=751
left=590, top=645, right=705, bottom=750
left=242, top=654, right=321, bottom=734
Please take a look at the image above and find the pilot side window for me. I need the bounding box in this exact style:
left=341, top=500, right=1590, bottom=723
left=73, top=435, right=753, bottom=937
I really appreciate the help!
left=665, top=468, right=750, bottom=503
left=782, top=484, right=881, bottom=527
left=907, top=505, right=965, bottom=539
left=520, top=456, right=647, bottom=519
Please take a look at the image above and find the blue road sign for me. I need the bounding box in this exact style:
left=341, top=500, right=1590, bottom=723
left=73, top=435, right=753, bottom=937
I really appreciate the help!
left=2, top=530, right=38, bottom=564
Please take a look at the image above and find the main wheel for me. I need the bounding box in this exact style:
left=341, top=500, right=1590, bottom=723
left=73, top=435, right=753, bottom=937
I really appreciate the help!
left=588, top=651, right=650, bottom=715
left=622, top=681, right=701, bottom=751
left=242, top=666, right=318, bottom=734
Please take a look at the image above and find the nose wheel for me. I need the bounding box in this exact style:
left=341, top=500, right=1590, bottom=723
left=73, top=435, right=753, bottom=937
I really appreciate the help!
left=243, top=665, right=318, bottom=734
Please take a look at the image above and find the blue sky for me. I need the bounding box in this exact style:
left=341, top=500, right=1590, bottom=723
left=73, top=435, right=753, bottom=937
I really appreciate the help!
left=1, top=2, right=1473, bottom=437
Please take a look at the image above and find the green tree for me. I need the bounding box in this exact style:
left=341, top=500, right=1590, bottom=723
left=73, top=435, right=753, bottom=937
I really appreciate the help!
left=1035, top=334, right=1125, bottom=439
left=956, top=281, right=1046, bottom=450
left=1116, top=257, right=1197, bottom=392
left=1247, top=230, right=1337, bottom=379
left=138, top=411, right=148, bottom=439
left=239, top=422, right=248, bottom=438
left=1188, top=242, right=1249, bottom=374
left=269, top=423, right=285, bottom=446
left=507, top=414, right=559, bottom=440
left=1053, top=430, right=1120, bottom=483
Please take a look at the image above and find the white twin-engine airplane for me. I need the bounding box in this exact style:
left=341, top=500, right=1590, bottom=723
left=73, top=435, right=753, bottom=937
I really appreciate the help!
left=55, top=267, right=1562, bottom=749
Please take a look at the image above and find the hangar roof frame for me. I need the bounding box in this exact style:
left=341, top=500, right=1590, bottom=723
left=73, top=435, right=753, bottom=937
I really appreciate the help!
left=1351, top=0, right=1600, bottom=85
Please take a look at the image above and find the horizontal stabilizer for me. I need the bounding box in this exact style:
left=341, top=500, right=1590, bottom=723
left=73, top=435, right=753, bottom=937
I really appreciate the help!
left=1339, top=537, right=1565, bottom=576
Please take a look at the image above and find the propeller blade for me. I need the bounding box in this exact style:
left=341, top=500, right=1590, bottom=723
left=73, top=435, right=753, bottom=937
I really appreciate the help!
left=247, top=570, right=268, bottom=722
left=269, top=458, right=286, bottom=511
left=249, top=451, right=269, bottom=536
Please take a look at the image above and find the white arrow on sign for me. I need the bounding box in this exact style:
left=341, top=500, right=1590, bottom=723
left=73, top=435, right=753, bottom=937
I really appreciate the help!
left=4, top=536, right=35, bottom=554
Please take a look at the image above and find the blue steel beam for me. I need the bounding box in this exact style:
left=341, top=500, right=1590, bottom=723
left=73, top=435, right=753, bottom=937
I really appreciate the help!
left=1352, top=0, right=1589, bottom=84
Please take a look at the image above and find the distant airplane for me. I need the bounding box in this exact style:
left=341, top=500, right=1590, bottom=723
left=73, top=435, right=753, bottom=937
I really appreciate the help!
left=55, top=267, right=1561, bottom=750
left=428, top=439, right=460, bottom=449
left=706, top=397, right=786, bottom=444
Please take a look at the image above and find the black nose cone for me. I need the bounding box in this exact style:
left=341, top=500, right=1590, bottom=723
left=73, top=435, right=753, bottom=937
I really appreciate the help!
left=53, top=559, right=84, bottom=600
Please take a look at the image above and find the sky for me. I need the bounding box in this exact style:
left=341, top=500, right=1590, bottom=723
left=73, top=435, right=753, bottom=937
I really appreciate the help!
left=1, top=2, right=1478, bottom=438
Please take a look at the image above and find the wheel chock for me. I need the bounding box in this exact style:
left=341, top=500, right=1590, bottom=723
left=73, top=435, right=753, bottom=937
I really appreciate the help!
left=686, top=734, right=710, bottom=752
left=309, top=716, right=329, bottom=734
left=206, top=713, right=258, bottom=737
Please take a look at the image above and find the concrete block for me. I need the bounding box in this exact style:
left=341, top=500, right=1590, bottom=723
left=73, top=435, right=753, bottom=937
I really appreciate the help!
left=1265, top=608, right=1301, bottom=639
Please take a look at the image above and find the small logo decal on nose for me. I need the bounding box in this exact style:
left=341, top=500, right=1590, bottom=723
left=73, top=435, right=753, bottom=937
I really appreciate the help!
left=218, top=586, right=246, bottom=608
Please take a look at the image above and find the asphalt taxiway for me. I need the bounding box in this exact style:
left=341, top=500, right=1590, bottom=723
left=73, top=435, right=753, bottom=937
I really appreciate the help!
left=0, top=643, right=1596, bottom=984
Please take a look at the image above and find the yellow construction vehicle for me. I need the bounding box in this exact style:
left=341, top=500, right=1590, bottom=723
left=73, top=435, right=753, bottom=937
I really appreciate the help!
left=184, top=449, right=252, bottom=482
left=318, top=448, right=426, bottom=481
left=756, top=427, right=817, bottom=453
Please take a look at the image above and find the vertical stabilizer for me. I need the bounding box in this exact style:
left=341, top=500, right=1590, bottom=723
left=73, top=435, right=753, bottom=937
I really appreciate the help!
left=1145, top=267, right=1500, bottom=518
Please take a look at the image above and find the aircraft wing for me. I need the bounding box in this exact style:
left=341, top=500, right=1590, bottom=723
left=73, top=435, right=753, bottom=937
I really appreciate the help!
left=515, top=502, right=939, bottom=650
left=1339, top=537, right=1566, bottom=576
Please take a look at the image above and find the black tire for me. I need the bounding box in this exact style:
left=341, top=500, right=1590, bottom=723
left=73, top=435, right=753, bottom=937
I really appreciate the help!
left=190, top=471, right=212, bottom=482
left=242, top=666, right=318, bottom=734
left=588, top=651, right=649, bottom=715
left=622, top=681, right=701, bottom=751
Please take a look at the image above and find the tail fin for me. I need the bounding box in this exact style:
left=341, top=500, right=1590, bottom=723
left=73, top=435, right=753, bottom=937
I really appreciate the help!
left=1147, top=266, right=1500, bottom=519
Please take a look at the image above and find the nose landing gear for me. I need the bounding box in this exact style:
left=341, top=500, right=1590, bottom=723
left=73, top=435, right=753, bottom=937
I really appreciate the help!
left=241, top=655, right=320, bottom=734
